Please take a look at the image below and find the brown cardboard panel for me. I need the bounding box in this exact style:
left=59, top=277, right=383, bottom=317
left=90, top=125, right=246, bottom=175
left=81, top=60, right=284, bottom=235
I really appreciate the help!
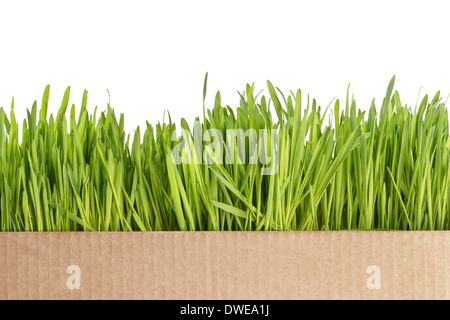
left=0, top=231, right=449, bottom=300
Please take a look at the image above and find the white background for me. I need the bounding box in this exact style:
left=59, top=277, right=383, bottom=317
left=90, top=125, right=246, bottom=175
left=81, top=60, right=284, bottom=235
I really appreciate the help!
left=0, top=0, right=449, bottom=136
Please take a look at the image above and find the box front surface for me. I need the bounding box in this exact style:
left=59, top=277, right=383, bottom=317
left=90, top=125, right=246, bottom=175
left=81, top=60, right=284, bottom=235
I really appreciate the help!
left=0, top=231, right=448, bottom=300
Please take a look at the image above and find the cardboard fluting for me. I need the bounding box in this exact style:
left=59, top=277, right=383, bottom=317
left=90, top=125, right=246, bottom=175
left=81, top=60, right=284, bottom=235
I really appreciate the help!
left=0, top=231, right=449, bottom=300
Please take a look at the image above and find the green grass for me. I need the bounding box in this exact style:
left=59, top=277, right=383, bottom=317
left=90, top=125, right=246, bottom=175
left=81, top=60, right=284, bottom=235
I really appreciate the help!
left=0, top=74, right=449, bottom=231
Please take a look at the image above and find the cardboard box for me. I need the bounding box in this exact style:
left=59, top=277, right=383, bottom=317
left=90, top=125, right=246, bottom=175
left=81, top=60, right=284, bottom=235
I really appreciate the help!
left=0, top=231, right=448, bottom=300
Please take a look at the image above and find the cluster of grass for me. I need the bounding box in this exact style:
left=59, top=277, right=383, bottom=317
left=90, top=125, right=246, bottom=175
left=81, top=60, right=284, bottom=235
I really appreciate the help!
left=0, top=75, right=449, bottom=231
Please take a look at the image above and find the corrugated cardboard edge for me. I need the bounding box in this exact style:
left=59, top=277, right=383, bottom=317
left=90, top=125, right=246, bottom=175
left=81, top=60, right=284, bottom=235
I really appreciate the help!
left=0, top=231, right=449, bottom=300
